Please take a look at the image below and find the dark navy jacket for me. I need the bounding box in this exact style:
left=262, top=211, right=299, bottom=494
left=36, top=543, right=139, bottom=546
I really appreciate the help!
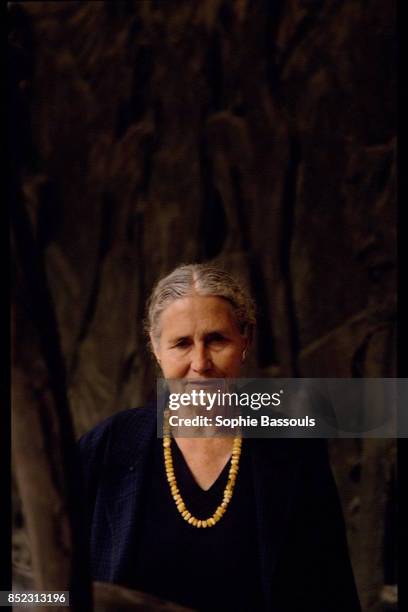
left=78, top=406, right=361, bottom=611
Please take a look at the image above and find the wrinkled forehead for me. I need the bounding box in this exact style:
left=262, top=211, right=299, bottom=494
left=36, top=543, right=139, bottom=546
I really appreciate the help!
left=157, top=295, right=239, bottom=338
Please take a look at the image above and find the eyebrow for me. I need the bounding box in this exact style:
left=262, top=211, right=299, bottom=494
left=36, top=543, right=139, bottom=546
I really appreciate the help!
left=167, top=330, right=230, bottom=344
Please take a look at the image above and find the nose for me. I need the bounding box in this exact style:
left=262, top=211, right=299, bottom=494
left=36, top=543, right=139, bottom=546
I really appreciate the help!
left=190, top=342, right=212, bottom=375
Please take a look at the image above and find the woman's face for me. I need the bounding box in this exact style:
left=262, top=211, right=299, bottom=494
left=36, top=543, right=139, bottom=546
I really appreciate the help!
left=151, top=295, right=248, bottom=380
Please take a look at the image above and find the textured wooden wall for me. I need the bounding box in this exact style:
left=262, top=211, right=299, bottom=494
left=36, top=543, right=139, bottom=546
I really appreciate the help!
left=10, top=1, right=396, bottom=610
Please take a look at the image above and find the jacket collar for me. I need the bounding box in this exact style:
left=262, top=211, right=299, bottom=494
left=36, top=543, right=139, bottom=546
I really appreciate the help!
left=249, top=438, right=298, bottom=610
left=103, top=406, right=157, bottom=583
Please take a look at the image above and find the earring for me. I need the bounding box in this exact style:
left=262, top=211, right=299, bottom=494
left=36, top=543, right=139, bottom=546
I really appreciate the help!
left=241, top=349, right=247, bottom=363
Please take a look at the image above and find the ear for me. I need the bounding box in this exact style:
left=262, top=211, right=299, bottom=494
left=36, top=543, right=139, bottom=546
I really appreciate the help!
left=150, top=334, right=161, bottom=363
left=240, top=330, right=251, bottom=363
left=243, top=324, right=253, bottom=349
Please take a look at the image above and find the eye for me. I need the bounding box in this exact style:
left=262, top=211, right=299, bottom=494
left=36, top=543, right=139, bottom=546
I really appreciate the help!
left=207, top=333, right=227, bottom=345
left=172, top=339, right=191, bottom=349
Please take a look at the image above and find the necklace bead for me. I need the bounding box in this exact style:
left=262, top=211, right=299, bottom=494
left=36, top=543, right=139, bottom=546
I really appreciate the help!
left=163, top=433, right=242, bottom=528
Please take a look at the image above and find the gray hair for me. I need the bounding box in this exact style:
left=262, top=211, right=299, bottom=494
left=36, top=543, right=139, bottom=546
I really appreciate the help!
left=145, top=263, right=256, bottom=345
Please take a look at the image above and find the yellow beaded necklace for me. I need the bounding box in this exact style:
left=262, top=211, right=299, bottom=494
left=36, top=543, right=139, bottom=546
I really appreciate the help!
left=163, top=432, right=242, bottom=528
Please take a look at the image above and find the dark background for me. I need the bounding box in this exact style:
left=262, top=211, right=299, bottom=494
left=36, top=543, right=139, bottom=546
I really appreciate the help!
left=10, top=1, right=397, bottom=611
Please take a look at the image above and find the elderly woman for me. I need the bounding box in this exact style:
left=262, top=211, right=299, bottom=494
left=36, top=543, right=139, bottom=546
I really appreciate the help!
left=79, top=264, right=361, bottom=612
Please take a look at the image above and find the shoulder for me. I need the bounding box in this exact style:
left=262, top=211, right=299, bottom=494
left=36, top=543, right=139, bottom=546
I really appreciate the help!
left=248, top=437, right=329, bottom=464
left=78, top=406, right=154, bottom=444
left=78, top=406, right=156, bottom=469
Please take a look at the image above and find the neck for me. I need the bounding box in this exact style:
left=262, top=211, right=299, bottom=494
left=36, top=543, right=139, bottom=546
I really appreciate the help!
left=174, top=435, right=234, bottom=457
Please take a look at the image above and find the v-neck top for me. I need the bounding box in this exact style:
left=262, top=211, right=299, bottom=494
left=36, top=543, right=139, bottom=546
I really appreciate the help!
left=131, top=436, right=264, bottom=611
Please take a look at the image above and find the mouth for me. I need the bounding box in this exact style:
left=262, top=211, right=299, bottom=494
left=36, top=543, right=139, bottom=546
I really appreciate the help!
left=182, top=379, right=227, bottom=393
